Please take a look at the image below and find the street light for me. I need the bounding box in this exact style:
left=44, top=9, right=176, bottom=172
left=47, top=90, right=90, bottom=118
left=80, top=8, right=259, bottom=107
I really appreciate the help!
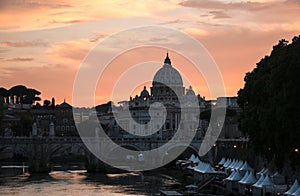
left=294, top=148, right=299, bottom=153
left=233, top=145, right=237, bottom=149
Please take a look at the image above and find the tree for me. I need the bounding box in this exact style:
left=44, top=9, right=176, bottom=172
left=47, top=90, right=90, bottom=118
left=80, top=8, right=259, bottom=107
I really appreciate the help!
left=238, top=35, right=300, bottom=170
left=23, top=88, right=41, bottom=104
left=43, top=100, right=51, bottom=107
left=200, top=108, right=237, bottom=120
left=0, top=87, right=8, bottom=103
left=0, top=96, right=3, bottom=134
left=1, top=85, right=42, bottom=106
left=9, top=85, right=27, bottom=104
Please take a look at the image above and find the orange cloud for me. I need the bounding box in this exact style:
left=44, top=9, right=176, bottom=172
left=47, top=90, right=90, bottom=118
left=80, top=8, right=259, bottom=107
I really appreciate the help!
left=0, top=40, right=49, bottom=47
left=1, top=57, right=34, bottom=62
left=0, top=0, right=299, bottom=107
left=0, top=0, right=178, bottom=32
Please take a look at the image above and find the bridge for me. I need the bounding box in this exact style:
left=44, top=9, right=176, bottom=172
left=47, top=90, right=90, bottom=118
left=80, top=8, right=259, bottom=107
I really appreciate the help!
left=0, top=136, right=249, bottom=170
left=0, top=136, right=249, bottom=154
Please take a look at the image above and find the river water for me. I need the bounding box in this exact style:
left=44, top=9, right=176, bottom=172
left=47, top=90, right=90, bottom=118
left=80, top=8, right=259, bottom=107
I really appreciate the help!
left=0, top=166, right=228, bottom=196
left=0, top=169, right=182, bottom=196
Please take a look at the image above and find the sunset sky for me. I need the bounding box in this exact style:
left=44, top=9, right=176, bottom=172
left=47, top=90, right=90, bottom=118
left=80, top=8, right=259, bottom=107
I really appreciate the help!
left=0, top=0, right=299, bottom=106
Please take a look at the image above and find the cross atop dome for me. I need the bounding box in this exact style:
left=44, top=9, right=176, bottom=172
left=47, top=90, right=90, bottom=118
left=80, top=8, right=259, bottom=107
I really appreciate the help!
left=164, top=52, right=171, bottom=65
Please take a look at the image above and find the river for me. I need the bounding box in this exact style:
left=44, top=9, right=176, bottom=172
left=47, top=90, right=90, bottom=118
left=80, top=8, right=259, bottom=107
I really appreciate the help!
left=0, top=169, right=183, bottom=196
left=0, top=166, right=228, bottom=195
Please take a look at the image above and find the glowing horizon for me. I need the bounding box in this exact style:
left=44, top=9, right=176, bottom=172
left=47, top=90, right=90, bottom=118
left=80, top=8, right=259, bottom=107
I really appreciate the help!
left=1, top=0, right=299, bottom=106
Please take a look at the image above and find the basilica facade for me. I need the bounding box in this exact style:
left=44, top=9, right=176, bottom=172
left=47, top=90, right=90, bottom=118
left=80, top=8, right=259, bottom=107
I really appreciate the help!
left=106, top=53, right=207, bottom=139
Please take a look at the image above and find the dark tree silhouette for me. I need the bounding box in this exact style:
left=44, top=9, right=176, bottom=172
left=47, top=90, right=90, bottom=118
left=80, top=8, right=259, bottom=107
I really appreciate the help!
left=0, top=96, right=3, bottom=132
left=0, top=87, right=8, bottom=103
left=238, top=35, right=300, bottom=170
left=43, top=100, right=51, bottom=107
left=24, top=88, right=41, bottom=104
left=4, top=85, right=41, bottom=106
left=9, top=85, right=27, bottom=104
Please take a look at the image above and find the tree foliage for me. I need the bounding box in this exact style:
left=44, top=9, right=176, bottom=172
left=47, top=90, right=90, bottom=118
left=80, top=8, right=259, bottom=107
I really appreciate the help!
left=43, top=100, right=51, bottom=107
left=237, top=36, right=300, bottom=169
left=200, top=108, right=237, bottom=120
left=0, top=85, right=41, bottom=105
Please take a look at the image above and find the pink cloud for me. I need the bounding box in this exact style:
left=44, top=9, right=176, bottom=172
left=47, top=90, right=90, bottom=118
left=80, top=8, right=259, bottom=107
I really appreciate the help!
left=2, top=57, right=34, bottom=62
left=0, top=40, right=49, bottom=47
left=179, top=0, right=272, bottom=11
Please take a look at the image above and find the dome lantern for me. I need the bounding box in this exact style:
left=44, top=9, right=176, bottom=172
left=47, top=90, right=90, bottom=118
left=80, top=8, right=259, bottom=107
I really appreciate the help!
left=164, top=52, right=171, bottom=65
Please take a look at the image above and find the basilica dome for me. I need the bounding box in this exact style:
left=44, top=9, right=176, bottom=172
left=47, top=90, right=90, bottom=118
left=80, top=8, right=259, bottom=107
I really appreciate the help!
left=152, top=53, right=183, bottom=87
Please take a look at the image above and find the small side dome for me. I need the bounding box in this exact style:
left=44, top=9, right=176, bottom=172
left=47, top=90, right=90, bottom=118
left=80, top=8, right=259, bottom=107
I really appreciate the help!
left=58, top=99, right=72, bottom=109
left=186, top=86, right=195, bottom=96
left=140, top=86, right=149, bottom=98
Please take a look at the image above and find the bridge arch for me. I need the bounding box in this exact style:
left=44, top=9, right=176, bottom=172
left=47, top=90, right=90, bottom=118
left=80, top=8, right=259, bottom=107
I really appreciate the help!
left=47, top=143, right=88, bottom=165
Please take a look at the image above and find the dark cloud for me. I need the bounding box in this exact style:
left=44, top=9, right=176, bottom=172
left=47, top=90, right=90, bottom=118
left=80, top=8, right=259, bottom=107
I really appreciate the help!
left=50, top=19, right=93, bottom=24
left=209, top=11, right=231, bottom=19
left=0, top=40, right=49, bottom=47
left=148, top=37, right=170, bottom=43
left=158, top=19, right=183, bottom=25
left=41, top=63, right=66, bottom=69
left=179, top=0, right=273, bottom=11
left=89, top=37, right=100, bottom=43
left=0, top=49, right=8, bottom=53
left=48, top=11, right=70, bottom=16
left=0, top=0, right=72, bottom=10
left=2, top=57, right=34, bottom=62
left=89, top=32, right=109, bottom=42
left=285, top=0, right=300, bottom=5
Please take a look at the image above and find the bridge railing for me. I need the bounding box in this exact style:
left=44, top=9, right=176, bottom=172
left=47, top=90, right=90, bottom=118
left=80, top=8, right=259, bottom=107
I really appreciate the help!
left=0, top=136, right=249, bottom=143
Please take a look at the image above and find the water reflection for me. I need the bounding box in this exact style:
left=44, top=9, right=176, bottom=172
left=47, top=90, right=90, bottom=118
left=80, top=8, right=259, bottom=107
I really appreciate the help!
left=0, top=169, right=180, bottom=196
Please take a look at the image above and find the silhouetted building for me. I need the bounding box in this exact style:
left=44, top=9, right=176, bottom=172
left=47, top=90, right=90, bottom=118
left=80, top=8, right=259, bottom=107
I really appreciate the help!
left=96, top=53, right=244, bottom=140
left=97, top=53, right=206, bottom=139
left=54, top=100, right=76, bottom=136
